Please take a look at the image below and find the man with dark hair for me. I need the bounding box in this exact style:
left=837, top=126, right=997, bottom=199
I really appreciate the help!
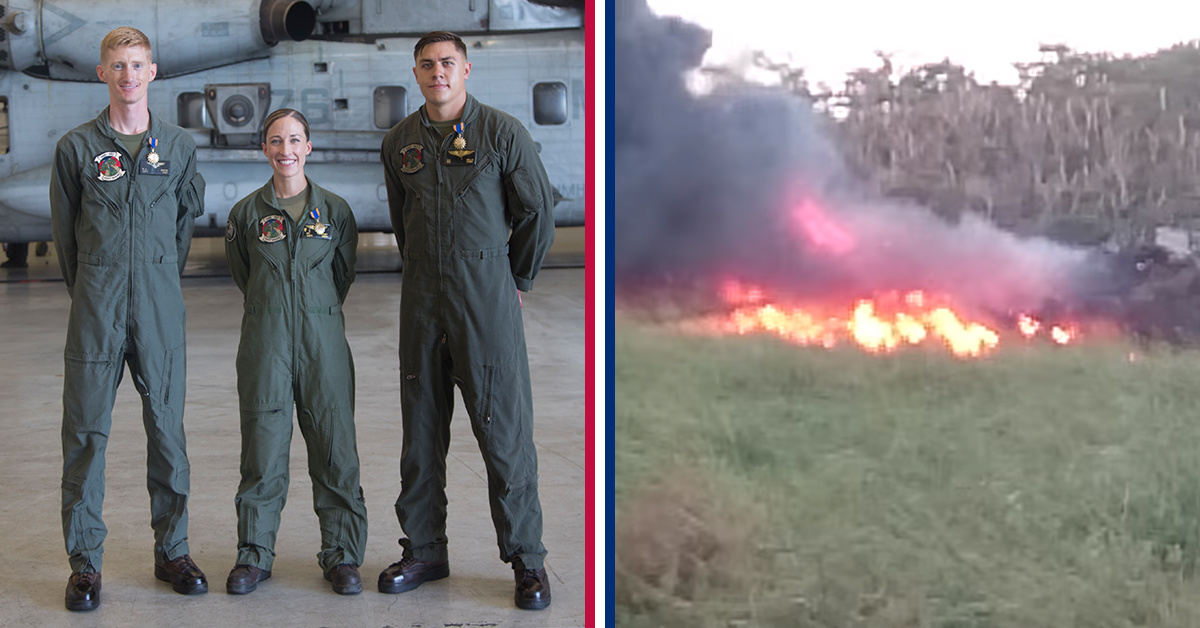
left=378, top=30, right=556, bottom=610
left=50, top=26, right=208, bottom=611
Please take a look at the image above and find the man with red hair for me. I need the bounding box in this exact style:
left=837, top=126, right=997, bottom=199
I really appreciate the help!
left=50, top=26, right=208, bottom=611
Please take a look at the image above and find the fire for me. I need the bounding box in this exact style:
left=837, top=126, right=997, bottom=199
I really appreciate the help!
left=685, top=194, right=1087, bottom=357
left=1017, top=314, right=1076, bottom=345
left=701, top=280, right=1074, bottom=358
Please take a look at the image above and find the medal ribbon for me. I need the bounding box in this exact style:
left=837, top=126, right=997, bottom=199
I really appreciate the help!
left=148, top=137, right=157, bottom=150
left=452, top=122, right=467, bottom=150
left=309, top=207, right=321, bottom=223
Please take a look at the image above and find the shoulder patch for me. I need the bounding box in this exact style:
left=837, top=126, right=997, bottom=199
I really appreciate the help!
left=399, top=143, right=425, bottom=174
left=225, top=219, right=236, bottom=242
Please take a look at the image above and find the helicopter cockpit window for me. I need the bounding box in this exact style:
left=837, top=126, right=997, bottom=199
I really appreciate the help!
left=177, top=92, right=210, bottom=129
left=0, top=97, right=8, bottom=155
left=373, top=86, right=408, bottom=129
left=532, top=82, right=567, bottom=126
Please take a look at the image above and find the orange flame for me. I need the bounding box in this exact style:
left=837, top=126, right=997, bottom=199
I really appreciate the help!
left=1018, top=315, right=1041, bottom=336
left=700, top=281, right=1073, bottom=357
left=1018, top=314, right=1075, bottom=344
left=1049, top=326, right=1075, bottom=344
left=698, top=196, right=1083, bottom=356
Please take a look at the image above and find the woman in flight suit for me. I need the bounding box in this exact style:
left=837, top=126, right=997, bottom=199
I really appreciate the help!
left=223, top=108, right=368, bottom=595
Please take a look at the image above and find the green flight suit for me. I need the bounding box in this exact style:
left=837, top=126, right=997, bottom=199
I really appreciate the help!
left=224, top=178, right=367, bottom=572
left=49, top=108, right=206, bottom=573
left=380, top=93, right=556, bottom=571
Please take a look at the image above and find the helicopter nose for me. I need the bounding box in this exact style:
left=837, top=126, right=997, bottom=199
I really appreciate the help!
left=0, top=164, right=55, bottom=240
left=0, top=165, right=53, bottom=221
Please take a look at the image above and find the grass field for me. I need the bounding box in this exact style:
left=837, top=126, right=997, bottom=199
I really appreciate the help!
left=615, top=319, right=1200, bottom=627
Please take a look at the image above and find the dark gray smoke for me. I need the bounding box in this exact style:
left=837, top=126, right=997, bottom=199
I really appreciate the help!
left=614, top=0, right=1093, bottom=318
left=614, top=0, right=847, bottom=285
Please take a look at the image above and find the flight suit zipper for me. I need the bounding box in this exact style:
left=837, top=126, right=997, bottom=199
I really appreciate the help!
left=284, top=197, right=326, bottom=384
left=148, top=187, right=171, bottom=209
left=434, top=128, right=449, bottom=310
left=119, top=138, right=137, bottom=340
left=286, top=207, right=301, bottom=389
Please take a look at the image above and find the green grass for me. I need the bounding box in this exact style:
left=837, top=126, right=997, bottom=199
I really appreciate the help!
left=615, top=321, right=1200, bottom=627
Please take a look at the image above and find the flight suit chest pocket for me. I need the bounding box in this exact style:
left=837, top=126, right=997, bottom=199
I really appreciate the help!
left=298, top=229, right=335, bottom=270
left=147, top=186, right=177, bottom=232
left=81, top=171, right=126, bottom=221
left=249, top=215, right=290, bottom=275
left=397, top=176, right=431, bottom=258
left=298, top=235, right=339, bottom=309
left=452, top=151, right=496, bottom=199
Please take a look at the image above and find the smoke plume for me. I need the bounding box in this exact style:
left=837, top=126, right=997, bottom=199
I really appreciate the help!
left=614, top=0, right=1091, bottom=317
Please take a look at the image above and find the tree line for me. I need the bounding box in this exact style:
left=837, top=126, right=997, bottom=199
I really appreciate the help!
left=740, top=42, right=1200, bottom=247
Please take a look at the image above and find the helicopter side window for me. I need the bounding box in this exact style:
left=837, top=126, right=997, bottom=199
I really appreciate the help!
left=0, top=97, right=8, bottom=155
left=532, top=82, right=567, bottom=126
left=374, top=86, right=408, bottom=130
left=177, top=92, right=210, bottom=129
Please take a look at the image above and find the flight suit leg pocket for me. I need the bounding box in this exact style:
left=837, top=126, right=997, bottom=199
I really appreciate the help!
left=323, top=409, right=335, bottom=469
left=471, top=361, right=535, bottom=470
left=159, top=344, right=186, bottom=409
left=236, top=405, right=291, bottom=556
left=145, top=343, right=191, bottom=502
left=63, top=351, right=121, bottom=429
left=323, top=407, right=362, bottom=476
left=399, top=361, right=430, bottom=425
left=478, top=364, right=495, bottom=433
left=472, top=359, right=537, bottom=482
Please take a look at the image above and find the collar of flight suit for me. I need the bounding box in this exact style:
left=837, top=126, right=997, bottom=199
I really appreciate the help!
left=417, top=92, right=480, bottom=132
left=91, top=106, right=166, bottom=147
left=257, top=175, right=330, bottom=218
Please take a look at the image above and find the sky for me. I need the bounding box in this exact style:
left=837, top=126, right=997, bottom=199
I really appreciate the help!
left=647, top=0, right=1200, bottom=88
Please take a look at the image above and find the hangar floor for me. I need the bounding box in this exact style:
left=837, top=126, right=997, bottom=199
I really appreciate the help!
left=0, top=229, right=588, bottom=627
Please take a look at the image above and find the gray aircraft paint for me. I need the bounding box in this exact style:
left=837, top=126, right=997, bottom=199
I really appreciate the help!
left=0, top=0, right=585, bottom=241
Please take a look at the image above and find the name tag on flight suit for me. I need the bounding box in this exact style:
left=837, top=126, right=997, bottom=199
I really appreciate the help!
left=444, top=149, right=475, bottom=166
left=137, top=159, right=170, bottom=176
left=301, top=223, right=333, bottom=239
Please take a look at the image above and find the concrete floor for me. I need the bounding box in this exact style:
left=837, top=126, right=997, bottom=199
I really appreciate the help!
left=0, top=230, right=587, bottom=627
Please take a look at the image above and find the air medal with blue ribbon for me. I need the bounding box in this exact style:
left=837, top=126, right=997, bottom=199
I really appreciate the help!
left=452, top=122, right=466, bottom=150
left=147, top=136, right=160, bottom=166
left=309, top=206, right=329, bottom=238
